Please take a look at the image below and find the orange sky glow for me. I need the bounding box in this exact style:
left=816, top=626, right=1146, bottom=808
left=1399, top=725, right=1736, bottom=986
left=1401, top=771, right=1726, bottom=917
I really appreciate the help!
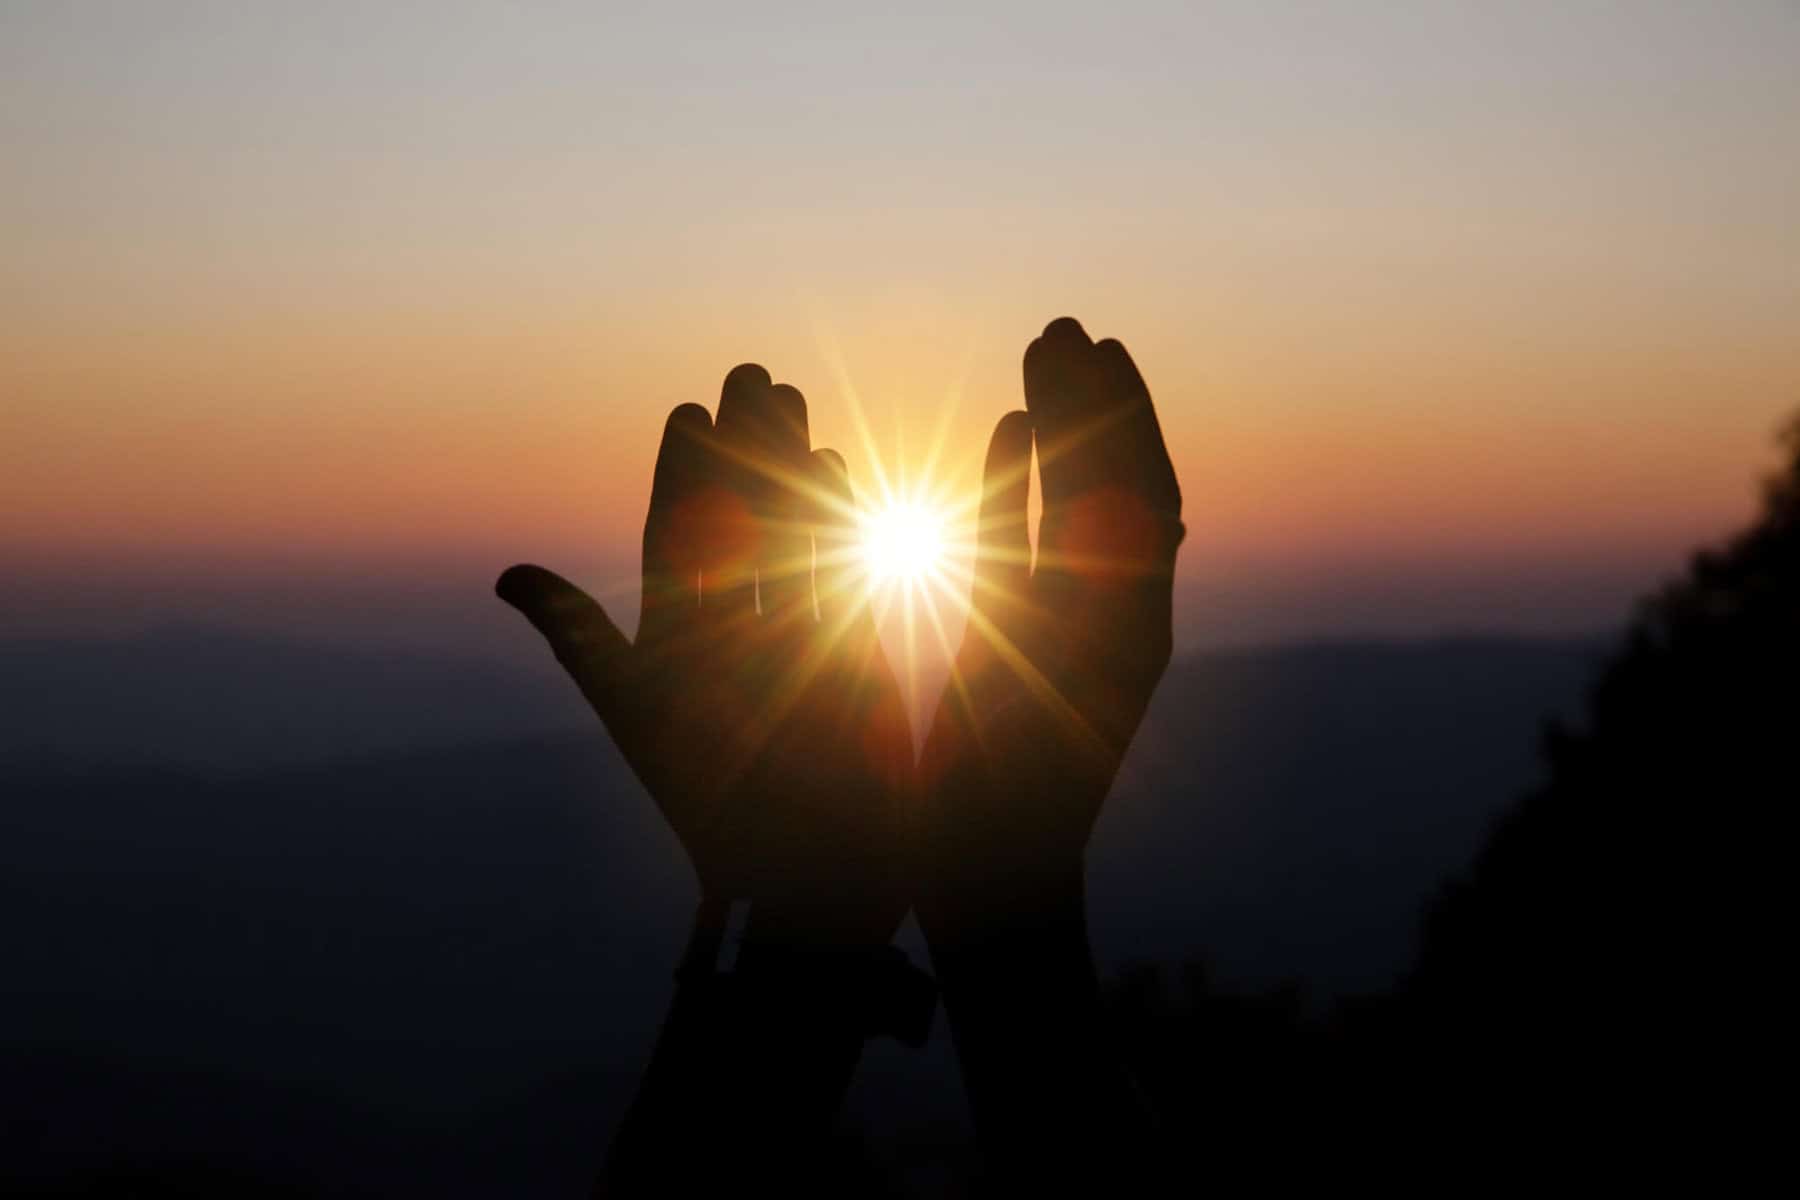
left=4, top=3, right=1796, bottom=667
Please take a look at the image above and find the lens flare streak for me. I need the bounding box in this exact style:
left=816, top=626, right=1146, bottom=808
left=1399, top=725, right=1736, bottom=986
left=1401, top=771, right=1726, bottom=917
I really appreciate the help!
left=860, top=502, right=945, bottom=586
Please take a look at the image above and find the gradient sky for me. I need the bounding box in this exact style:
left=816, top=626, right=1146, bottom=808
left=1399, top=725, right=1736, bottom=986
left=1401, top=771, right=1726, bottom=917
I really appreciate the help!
left=4, top=1, right=1797, bottom=658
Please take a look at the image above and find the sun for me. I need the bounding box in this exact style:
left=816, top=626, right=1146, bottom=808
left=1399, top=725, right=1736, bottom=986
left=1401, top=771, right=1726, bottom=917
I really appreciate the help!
left=860, top=499, right=946, bottom=588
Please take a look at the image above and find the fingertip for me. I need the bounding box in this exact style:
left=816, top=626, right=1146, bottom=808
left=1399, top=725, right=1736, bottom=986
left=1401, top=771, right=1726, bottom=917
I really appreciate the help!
left=988, top=409, right=1033, bottom=459
left=495, top=564, right=628, bottom=688
left=810, top=448, right=856, bottom=520
left=495, top=562, right=545, bottom=608
left=1092, top=337, right=1142, bottom=377
left=722, top=362, right=772, bottom=394
left=496, top=561, right=583, bottom=613
left=1092, top=337, right=1150, bottom=402
left=813, top=446, right=849, bottom=484
left=664, top=402, right=713, bottom=434
left=1023, top=321, right=1092, bottom=414
left=716, top=365, right=772, bottom=432
left=768, top=382, right=810, bottom=451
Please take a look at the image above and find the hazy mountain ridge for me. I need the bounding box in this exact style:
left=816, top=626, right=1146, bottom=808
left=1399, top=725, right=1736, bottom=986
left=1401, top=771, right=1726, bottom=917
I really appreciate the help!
left=1, top=627, right=1612, bottom=1195
left=0, top=625, right=589, bottom=771
left=1096, top=634, right=1606, bottom=995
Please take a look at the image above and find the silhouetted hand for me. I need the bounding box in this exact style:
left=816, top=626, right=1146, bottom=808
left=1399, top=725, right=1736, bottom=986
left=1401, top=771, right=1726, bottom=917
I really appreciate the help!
left=497, top=365, right=917, bottom=1192
left=497, top=363, right=912, bottom=950
left=915, top=318, right=1182, bottom=1181
left=919, top=317, right=1183, bottom=938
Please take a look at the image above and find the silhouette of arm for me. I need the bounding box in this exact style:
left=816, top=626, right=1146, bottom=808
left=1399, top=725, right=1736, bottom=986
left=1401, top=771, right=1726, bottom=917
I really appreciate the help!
left=497, top=365, right=918, bottom=1192
left=918, top=318, right=1183, bottom=1186
left=589, top=906, right=877, bottom=1192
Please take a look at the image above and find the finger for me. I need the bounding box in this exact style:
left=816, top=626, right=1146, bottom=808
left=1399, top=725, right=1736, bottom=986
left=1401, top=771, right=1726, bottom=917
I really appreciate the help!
left=495, top=563, right=631, bottom=722
left=1070, top=339, right=1186, bottom=588
left=638, top=403, right=713, bottom=641
left=1092, top=338, right=1181, bottom=518
left=755, top=382, right=816, bottom=625
left=705, top=363, right=772, bottom=613
left=1022, top=316, right=1107, bottom=513
left=808, top=447, right=863, bottom=626
left=972, top=410, right=1034, bottom=618
left=1026, top=320, right=1184, bottom=584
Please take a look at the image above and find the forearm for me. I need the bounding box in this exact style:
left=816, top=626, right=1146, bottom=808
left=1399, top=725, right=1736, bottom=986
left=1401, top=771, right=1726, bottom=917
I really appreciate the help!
left=924, top=877, right=1156, bottom=1187
left=597, top=904, right=867, bottom=1194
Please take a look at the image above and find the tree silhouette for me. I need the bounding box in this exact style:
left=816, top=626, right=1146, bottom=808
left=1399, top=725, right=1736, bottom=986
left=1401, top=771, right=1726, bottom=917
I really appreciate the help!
left=1107, top=415, right=1799, bottom=1181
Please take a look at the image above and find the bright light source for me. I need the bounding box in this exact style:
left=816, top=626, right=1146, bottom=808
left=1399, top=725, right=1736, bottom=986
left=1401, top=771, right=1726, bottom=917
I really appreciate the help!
left=860, top=501, right=945, bottom=586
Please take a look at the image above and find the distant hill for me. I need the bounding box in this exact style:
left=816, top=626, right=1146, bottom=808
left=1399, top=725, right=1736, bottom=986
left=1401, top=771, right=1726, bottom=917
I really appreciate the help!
left=1094, top=636, right=1605, bottom=997
left=0, top=629, right=1610, bottom=1195
left=1, top=737, right=688, bottom=1197
left=0, top=626, right=588, bottom=769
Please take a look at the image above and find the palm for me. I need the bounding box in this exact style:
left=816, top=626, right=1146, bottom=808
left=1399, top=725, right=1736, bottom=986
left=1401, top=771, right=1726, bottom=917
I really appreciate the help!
left=617, top=589, right=909, bottom=929
left=500, top=364, right=910, bottom=947
left=920, top=319, right=1183, bottom=922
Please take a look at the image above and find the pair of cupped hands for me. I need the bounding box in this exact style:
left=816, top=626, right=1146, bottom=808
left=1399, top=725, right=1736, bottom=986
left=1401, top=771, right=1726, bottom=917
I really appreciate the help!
left=497, top=318, right=1182, bottom=965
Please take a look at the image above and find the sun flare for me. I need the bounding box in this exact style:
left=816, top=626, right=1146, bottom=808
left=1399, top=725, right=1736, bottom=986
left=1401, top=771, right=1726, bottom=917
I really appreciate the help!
left=860, top=500, right=947, bottom=588
left=813, top=347, right=1011, bottom=731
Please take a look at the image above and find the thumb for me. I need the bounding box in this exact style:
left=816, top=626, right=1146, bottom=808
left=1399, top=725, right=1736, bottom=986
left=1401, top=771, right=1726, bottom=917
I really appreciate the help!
left=496, top=563, right=631, bottom=722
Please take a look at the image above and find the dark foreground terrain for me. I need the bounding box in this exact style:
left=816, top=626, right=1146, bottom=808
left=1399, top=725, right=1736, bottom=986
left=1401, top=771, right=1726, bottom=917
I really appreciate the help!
left=2, top=629, right=1603, bottom=1194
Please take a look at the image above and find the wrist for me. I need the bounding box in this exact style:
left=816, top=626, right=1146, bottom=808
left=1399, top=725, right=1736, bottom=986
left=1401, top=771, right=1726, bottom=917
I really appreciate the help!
left=678, top=897, right=935, bottom=1048
left=922, top=871, right=1095, bottom=995
left=917, top=853, right=1088, bottom=958
left=918, top=873, right=1142, bottom=1172
left=740, top=893, right=899, bottom=953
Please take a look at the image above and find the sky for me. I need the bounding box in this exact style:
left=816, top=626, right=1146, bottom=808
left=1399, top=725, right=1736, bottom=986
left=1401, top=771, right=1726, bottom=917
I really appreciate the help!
left=3, top=1, right=1797, bottom=661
